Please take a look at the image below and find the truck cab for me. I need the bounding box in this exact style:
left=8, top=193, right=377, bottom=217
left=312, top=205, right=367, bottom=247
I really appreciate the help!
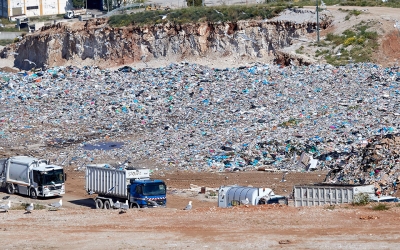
left=64, top=10, right=74, bottom=19
left=64, top=9, right=86, bottom=19
left=129, top=179, right=167, bottom=208
left=0, top=156, right=66, bottom=199
left=31, top=166, right=66, bottom=198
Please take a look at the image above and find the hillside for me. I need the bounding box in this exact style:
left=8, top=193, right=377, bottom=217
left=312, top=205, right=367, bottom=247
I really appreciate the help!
left=0, top=6, right=399, bottom=70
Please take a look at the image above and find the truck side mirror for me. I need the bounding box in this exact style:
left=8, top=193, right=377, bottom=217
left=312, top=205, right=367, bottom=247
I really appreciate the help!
left=64, top=173, right=67, bottom=181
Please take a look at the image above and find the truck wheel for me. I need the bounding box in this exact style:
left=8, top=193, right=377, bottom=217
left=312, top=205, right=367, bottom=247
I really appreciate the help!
left=279, top=198, right=288, bottom=205
left=103, top=200, right=111, bottom=209
left=130, top=203, right=139, bottom=209
left=30, top=188, right=38, bottom=199
left=95, top=199, right=103, bottom=209
left=6, top=184, right=14, bottom=194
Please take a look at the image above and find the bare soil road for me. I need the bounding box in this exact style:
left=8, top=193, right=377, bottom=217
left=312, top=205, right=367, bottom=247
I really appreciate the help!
left=1, top=169, right=400, bottom=249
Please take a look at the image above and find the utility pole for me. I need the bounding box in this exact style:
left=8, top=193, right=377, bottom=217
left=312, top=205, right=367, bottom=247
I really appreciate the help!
left=316, top=0, right=320, bottom=43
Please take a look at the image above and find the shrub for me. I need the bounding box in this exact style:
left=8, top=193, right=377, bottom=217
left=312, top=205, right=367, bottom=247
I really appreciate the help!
left=208, top=190, right=217, bottom=196
left=344, top=37, right=356, bottom=46
left=325, top=205, right=335, bottom=210
left=372, top=203, right=390, bottom=211
left=0, top=18, right=13, bottom=25
left=0, top=39, right=14, bottom=46
left=315, top=49, right=329, bottom=57
left=108, top=5, right=286, bottom=27
left=352, top=192, right=370, bottom=206
left=350, top=10, right=362, bottom=16
left=325, top=33, right=335, bottom=41
left=325, top=33, right=344, bottom=46
left=343, top=29, right=356, bottom=37
left=295, top=45, right=304, bottom=54
left=321, top=22, right=379, bottom=65
left=363, top=31, right=378, bottom=40
left=10, top=203, right=46, bottom=210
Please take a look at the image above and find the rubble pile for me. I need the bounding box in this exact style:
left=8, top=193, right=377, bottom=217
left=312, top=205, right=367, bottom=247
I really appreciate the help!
left=0, top=62, right=399, bottom=179
left=325, top=133, right=400, bottom=196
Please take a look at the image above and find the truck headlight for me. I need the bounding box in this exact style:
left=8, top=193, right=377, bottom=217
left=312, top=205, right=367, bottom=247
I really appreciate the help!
left=146, top=200, right=158, bottom=206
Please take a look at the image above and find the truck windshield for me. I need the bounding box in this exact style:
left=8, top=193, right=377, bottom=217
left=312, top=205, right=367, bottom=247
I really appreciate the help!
left=41, top=169, right=64, bottom=185
left=142, top=183, right=166, bottom=196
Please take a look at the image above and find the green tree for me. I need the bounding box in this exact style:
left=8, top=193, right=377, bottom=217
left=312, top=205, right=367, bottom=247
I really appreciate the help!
left=187, top=0, right=203, bottom=7
left=73, top=0, right=85, bottom=8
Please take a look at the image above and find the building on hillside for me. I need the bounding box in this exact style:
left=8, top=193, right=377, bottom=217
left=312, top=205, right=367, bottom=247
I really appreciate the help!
left=0, top=0, right=73, bottom=19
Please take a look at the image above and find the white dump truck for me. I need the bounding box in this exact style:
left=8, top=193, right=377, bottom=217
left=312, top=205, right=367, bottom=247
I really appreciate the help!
left=293, top=184, right=398, bottom=207
left=86, top=164, right=167, bottom=209
left=218, top=185, right=287, bottom=207
left=0, top=156, right=66, bottom=199
left=64, top=9, right=87, bottom=19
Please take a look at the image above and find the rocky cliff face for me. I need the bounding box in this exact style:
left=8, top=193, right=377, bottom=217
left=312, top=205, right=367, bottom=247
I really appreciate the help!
left=2, top=9, right=332, bottom=70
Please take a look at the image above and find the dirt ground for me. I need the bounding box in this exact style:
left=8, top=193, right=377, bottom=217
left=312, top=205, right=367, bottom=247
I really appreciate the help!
left=1, top=169, right=400, bottom=249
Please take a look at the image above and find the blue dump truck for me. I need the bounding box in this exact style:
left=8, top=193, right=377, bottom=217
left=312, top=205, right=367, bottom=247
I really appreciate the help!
left=85, top=164, right=166, bottom=209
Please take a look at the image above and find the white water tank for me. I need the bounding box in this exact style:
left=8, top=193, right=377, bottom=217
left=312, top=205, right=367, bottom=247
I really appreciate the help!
left=218, top=185, right=274, bottom=208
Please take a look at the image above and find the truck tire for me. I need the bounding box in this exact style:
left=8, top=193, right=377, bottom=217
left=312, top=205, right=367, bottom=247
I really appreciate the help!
left=6, top=183, right=14, bottom=194
left=30, top=188, right=38, bottom=199
left=103, top=200, right=111, bottom=209
left=95, top=199, right=103, bottom=209
left=130, top=202, right=139, bottom=209
left=279, top=198, right=288, bottom=205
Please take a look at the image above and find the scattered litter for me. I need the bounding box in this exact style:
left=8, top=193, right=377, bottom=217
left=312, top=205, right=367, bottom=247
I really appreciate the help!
left=359, top=215, right=379, bottom=220
left=278, top=240, right=291, bottom=244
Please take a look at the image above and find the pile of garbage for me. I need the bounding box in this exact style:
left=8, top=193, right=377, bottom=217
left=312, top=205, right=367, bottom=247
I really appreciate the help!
left=324, top=133, right=400, bottom=196
left=0, top=62, right=399, bottom=178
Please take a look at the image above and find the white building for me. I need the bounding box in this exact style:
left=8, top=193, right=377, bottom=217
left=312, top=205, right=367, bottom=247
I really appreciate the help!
left=0, top=0, right=73, bottom=18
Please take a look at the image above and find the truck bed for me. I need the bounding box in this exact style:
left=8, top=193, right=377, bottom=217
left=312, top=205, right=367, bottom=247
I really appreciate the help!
left=86, top=165, right=129, bottom=199
left=293, top=184, right=375, bottom=207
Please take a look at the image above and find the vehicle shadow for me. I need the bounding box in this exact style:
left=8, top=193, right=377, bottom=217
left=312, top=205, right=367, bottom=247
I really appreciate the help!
left=68, top=198, right=96, bottom=209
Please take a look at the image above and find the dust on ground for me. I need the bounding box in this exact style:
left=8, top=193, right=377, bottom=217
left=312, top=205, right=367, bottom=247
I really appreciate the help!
left=1, top=169, right=400, bottom=249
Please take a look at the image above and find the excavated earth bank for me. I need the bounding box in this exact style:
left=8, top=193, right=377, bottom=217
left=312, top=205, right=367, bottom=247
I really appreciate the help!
left=1, top=9, right=332, bottom=70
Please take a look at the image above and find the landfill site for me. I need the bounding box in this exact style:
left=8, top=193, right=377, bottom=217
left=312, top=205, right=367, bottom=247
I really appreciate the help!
left=0, top=5, right=400, bottom=250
